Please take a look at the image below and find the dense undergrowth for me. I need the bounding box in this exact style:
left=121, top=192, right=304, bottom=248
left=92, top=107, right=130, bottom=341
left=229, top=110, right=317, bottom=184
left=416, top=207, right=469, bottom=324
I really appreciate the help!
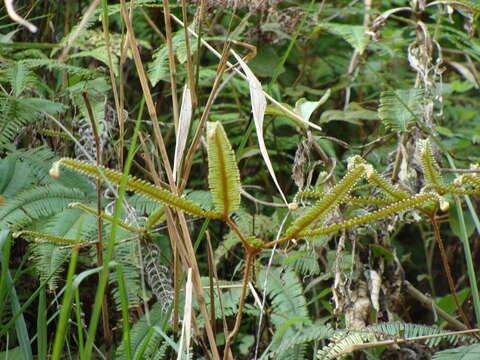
left=1, top=0, right=480, bottom=359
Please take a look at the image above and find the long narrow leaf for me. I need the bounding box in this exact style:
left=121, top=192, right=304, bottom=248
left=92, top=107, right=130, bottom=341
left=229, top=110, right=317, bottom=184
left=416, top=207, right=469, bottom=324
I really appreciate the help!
left=231, top=51, right=288, bottom=204
left=173, top=85, right=193, bottom=181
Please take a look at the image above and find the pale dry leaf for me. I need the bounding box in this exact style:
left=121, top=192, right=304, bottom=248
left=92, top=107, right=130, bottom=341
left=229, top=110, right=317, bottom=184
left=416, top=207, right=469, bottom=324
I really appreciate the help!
left=231, top=50, right=288, bottom=204
left=173, top=85, right=193, bottom=181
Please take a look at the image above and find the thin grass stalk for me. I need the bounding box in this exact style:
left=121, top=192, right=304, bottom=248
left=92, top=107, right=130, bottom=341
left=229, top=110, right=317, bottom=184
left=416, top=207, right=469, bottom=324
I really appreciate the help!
left=37, top=289, right=47, bottom=360
left=134, top=328, right=155, bottom=360
left=431, top=216, right=472, bottom=329
left=268, top=0, right=315, bottom=93
left=223, top=252, right=254, bottom=359
left=100, top=0, right=125, bottom=168
left=74, top=289, right=85, bottom=360
left=119, top=0, right=175, bottom=186
left=179, top=43, right=231, bottom=194
left=206, top=231, right=231, bottom=358
left=83, top=94, right=143, bottom=360
left=51, top=247, right=79, bottom=360
left=162, top=0, right=180, bottom=131
left=0, top=262, right=62, bottom=338
left=81, top=91, right=112, bottom=345
left=206, top=233, right=216, bottom=336
left=446, top=155, right=480, bottom=325
left=0, top=230, right=12, bottom=320
left=58, top=0, right=101, bottom=63
left=0, top=231, right=33, bottom=360
left=181, top=0, right=197, bottom=108
left=120, top=2, right=219, bottom=356
left=170, top=13, right=320, bottom=130
left=116, top=265, right=132, bottom=360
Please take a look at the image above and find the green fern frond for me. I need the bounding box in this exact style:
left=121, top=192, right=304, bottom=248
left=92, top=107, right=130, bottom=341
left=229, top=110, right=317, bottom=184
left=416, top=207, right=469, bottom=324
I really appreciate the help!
left=51, top=158, right=221, bottom=219
left=276, top=321, right=334, bottom=355
left=318, top=322, right=474, bottom=360
left=0, top=96, right=65, bottom=144
left=0, top=184, right=88, bottom=228
left=116, top=302, right=169, bottom=360
left=419, top=139, right=443, bottom=187
left=24, top=58, right=99, bottom=77
left=433, top=343, right=480, bottom=360
left=26, top=208, right=96, bottom=290
left=286, top=164, right=368, bottom=238
left=318, top=23, right=370, bottom=54
left=258, top=267, right=311, bottom=359
left=207, top=122, right=241, bottom=218
left=379, top=89, right=424, bottom=132
left=2, top=61, right=35, bottom=97
left=301, top=193, right=437, bottom=238
left=110, top=234, right=143, bottom=309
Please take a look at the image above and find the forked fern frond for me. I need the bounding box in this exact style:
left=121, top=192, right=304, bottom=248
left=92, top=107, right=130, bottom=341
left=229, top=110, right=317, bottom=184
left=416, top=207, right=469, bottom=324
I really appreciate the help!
left=318, top=322, right=475, bottom=360
left=301, top=193, right=438, bottom=238
left=0, top=184, right=87, bottom=228
left=285, top=164, right=369, bottom=238
left=419, top=139, right=443, bottom=187
left=50, top=158, right=221, bottom=219
left=207, top=122, right=241, bottom=218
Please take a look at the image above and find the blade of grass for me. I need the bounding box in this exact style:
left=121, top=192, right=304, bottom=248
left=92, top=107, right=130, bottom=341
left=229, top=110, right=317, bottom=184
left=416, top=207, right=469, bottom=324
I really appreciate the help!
left=83, top=96, right=143, bottom=359
left=0, top=230, right=12, bottom=320
left=116, top=264, right=132, bottom=360
left=37, top=288, right=48, bottom=360
left=51, top=247, right=79, bottom=360
left=446, top=154, right=480, bottom=325
left=0, top=231, right=33, bottom=360
left=74, top=288, right=85, bottom=360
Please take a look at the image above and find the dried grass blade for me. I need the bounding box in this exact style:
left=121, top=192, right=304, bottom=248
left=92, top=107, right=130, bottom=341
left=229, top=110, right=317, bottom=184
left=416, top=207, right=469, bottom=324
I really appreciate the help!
left=231, top=50, right=288, bottom=204
left=173, top=85, right=193, bottom=182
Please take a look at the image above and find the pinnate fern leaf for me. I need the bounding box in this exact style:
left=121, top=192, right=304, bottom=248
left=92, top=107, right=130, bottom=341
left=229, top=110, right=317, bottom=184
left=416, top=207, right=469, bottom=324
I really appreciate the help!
left=50, top=158, right=221, bottom=219
left=433, top=344, right=480, bottom=360
left=379, top=89, right=424, bottom=132
left=318, top=322, right=474, bottom=360
left=318, top=23, right=370, bottom=55
left=207, top=122, right=241, bottom=218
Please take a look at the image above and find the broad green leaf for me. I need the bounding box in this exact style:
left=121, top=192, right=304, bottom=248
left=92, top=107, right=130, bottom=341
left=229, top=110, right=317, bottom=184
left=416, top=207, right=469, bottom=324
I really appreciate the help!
left=293, top=89, right=331, bottom=124
left=321, top=102, right=378, bottom=124
left=449, top=204, right=475, bottom=239
left=207, top=122, right=241, bottom=217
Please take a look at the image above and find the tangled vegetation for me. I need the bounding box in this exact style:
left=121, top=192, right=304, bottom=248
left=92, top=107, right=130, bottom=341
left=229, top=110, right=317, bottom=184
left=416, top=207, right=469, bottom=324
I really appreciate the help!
left=1, top=0, right=480, bottom=359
